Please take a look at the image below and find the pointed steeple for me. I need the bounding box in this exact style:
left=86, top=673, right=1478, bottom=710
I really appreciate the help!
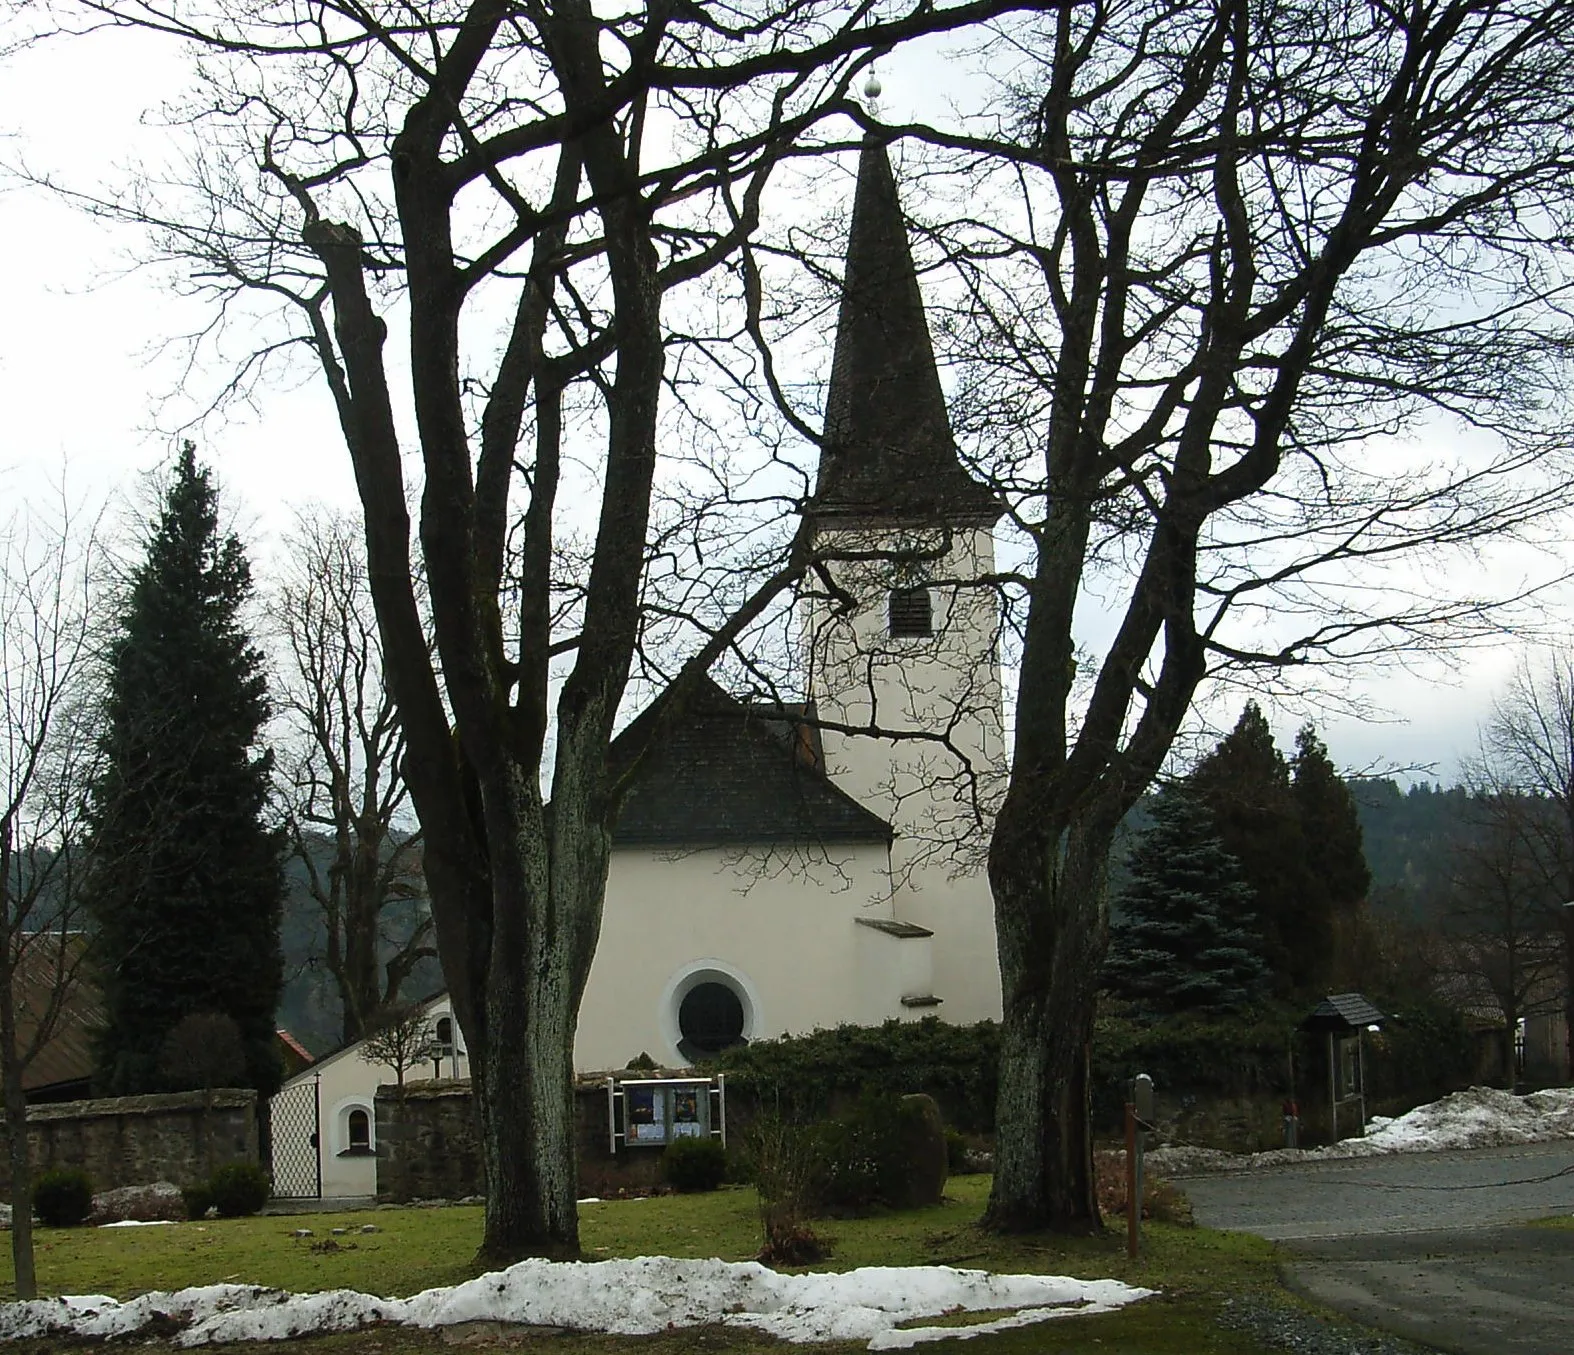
left=809, top=138, right=1000, bottom=528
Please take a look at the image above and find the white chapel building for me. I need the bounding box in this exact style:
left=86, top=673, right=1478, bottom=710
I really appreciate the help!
left=276, top=137, right=1006, bottom=1197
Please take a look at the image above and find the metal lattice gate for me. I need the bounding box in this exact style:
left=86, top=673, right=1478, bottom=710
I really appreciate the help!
left=269, top=1076, right=322, bottom=1199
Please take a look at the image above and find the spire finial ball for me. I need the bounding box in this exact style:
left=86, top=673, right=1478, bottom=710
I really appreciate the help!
left=863, top=73, right=882, bottom=103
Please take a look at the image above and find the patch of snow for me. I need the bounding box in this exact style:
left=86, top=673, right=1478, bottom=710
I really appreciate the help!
left=0, top=1257, right=1152, bottom=1348
left=1150, top=1086, right=1574, bottom=1176
left=98, top=1220, right=178, bottom=1229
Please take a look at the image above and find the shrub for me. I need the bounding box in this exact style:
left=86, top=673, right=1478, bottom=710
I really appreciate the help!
left=748, top=1118, right=827, bottom=1266
left=207, top=1161, right=271, bottom=1217
left=944, top=1127, right=970, bottom=1175
left=811, top=1093, right=946, bottom=1212
left=711, top=1018, right=1001, bottom=1132
left=159, top=1011, right=247, bottom=1093
left=1093, top=1149, right=1193, bottom=1226
left=34, top=1168, right=94, bottom=1227
left=662, top=1136, right=728, bottom=1192
left=182, top=1183, right=213, bottom=1221
left=812, top=1094, right=926, bottom=1212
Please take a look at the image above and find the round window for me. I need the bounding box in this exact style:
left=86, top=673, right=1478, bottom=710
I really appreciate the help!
left=677, top=981, right=746, bottom=1061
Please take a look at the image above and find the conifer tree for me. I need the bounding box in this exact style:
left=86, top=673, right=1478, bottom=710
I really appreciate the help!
left=1105, top=789, right=1269, bottom=1014
left=86, top=445, right=283, bottom=1095
left=1189, top=702, right=1320, bottom=995
left=1292, top=724, right=1372, bottom=914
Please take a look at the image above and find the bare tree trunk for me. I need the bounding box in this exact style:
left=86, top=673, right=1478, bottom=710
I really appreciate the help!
left=477, top=941, right=580, bottom=1260
left=985, top=807, right=1111, bottom=1233
left=2, top=981, right=36, bottom=1300
left=1564, top=904, right=1574, bottom=1082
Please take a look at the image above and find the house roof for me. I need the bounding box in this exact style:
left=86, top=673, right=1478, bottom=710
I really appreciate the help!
left=1301, top=992, right=1388, bottom=1033
left=611, top=678, right=893, bottom=848
left=12, top=933, right=100, bottom=1096
left=276, top=1028, right=315, bottom=1070
left=809, top=137, right=1000, bottom=529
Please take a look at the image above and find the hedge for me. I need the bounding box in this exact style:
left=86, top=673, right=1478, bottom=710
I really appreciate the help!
left=709, top=999, right=1480, bottom=1137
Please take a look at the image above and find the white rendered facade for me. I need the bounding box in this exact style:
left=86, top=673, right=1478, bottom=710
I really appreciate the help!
left=802, top=525, right=1005, bottom=1025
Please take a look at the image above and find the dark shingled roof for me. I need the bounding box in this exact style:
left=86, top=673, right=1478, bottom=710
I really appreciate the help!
left=810, top=137, right=1001, bottom=528
left=14, top=933, right=100, bottom=1100
left=612, top=679, right=892, bottom=848
left=1301, top=992, right=1388, bottom=1033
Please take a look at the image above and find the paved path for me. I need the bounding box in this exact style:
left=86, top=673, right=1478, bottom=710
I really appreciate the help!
left=1180, top=1141, right=1574, bottom=1355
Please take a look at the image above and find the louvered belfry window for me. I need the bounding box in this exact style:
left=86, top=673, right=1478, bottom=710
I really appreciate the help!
left=888, top=585, right=933, bottom=637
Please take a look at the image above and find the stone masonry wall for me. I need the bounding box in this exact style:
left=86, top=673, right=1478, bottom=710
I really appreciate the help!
left=375, top=1077, right=674, bottom=1203
left=0, top=1089, right=258, bottom=1192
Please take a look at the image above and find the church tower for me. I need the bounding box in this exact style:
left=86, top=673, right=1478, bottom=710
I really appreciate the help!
left=803, top=137, right=1004, bottom=1022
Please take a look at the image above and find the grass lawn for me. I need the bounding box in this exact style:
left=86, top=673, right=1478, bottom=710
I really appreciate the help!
left=0, top=1176, right=1343, bottom=1354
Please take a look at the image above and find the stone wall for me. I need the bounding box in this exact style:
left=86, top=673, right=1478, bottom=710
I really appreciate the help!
left=0, top=1089, right=258, bottom=1192
left=375, top=1077, right=677, bottom=1203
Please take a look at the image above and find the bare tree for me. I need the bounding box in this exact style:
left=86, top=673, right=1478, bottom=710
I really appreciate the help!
left=0, top=493, right=100, bottom=1299
left=870, top=0, right=1574, bottom=1230
left=1479, top=651, right=1574, bottom=1076
left=360, top=1002, right=444, bottom=1095
left=49, top=0, right=1033, bottom=1260
left=1441, top=793, right=1565, bottom=1082
left=273, top=508, right=432, bottom=1043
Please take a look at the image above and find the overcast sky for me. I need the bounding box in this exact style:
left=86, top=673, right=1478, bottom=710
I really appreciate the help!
left=1, top=19, right=1565, bottom=787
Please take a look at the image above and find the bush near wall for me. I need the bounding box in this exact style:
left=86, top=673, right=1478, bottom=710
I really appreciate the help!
left=709, top=1000, right=1480, bottom=1147
left=1361, top=1000, right=1478, bottom=1108
left=1093, top=999, right=1480, bottom=1134
left=707, top=1019, right=1000, bottom=1132
left=1092, top=1012, right=1294, bottom=1133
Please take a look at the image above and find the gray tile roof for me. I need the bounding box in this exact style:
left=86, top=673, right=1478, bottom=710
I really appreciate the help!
left=612, top=679, right=893, bottom=848
left=1301, top=992, right=1388, bottom=1032
left=810, top=138, right=1001, bottom=528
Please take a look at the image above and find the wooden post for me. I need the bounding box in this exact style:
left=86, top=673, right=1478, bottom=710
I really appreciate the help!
left=1125, top=1101, right=1138, bottom=1259
left=1356, top=1030, right=1367, bottom=1136
left=1327, top=1030, right=1338, bottom=1145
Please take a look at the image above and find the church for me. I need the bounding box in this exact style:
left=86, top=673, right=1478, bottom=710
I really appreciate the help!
left=275, top=137, right=1006, bottom=1197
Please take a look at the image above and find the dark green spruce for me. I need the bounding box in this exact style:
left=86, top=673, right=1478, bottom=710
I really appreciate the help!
left=1188, top=702, right=1321, bottom=995
left=1104, top=788, right=1270, bottom=1015
left=86, top=444, right=284, bottom=1096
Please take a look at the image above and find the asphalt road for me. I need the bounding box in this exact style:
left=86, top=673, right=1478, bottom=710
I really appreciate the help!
left=1180, top=1141, right=1574, bottom=1355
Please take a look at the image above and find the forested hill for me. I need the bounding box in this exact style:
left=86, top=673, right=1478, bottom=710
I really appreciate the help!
left=1347, top=779, right=1475, bottom=921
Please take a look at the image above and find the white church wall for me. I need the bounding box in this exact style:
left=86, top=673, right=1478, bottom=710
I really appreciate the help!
left=803, top=525, right=1005, bottom=1024
left=575, top=842, right=912, bottom=1069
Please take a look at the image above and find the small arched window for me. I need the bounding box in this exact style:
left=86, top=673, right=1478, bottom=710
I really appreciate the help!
left=888, top=586, right=933, bottom=638
left=347, top=1107, right=371, bottom=1152
left=434, top=1016, right=454, bottom=1053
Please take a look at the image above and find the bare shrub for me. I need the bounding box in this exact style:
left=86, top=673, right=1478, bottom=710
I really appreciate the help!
left=158, top=1013, right=247, bottom=1093
left=1093, top=1150, right=1194, bottom=1227
left=748, top=1118, right=827, bottom=1266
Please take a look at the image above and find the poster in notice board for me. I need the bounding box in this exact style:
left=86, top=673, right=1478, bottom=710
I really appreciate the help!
left=628, top=1085, right=667, bottom=1143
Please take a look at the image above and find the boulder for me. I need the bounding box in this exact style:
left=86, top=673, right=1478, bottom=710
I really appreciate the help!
left=90, top=1181, right=185, bottom=1224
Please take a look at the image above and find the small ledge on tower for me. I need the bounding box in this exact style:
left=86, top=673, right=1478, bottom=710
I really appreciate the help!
left=900, top=994, right=943, bottom=1008
left=856, top=917, right=935, bottom=939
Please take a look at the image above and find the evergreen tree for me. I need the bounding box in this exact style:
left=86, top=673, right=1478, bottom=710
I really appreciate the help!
left=86, top=445, right=283, bottom=1095
left=1105, top=789, right=1270, bottom=1014
left=1188, top=702, right=1321, bottom=995
left=1292, top=724, right=1372, bottom=980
